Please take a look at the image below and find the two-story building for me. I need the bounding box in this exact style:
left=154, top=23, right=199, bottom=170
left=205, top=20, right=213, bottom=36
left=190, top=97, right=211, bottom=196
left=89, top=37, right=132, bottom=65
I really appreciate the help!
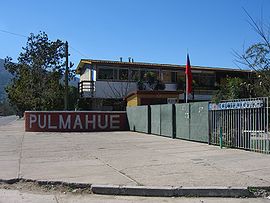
left=76, top=59, right=253, bottom=110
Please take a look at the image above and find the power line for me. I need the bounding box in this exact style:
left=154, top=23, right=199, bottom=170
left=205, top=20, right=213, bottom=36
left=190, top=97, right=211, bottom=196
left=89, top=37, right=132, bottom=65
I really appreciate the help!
left=0, top=29, right=89, bottom=59
left=70, top=45, right=89, bottom=58
left=0, top=29, right=27, bottom=38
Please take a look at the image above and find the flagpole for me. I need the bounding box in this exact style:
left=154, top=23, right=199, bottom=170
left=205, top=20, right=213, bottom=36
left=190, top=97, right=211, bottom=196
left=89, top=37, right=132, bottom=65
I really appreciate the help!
left=186, top=74, right=188, bottom=103
left=186, top=49, right=188, bottom=103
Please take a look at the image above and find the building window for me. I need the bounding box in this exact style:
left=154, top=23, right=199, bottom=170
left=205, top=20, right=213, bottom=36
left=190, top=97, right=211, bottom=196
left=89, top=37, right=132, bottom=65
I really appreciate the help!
left=162, top=71, right=179, bottom=83
left=119, top=68, right=129, bottom=80
left=140, top=70, right=146, bottom=81
left=140, top=69, right=159, bottom=81
left=131, top=69, right=140, bottom=81
left=193, top=73, right=216, bottom=88
left=171, top=72, right=177, bottom=83
left=97, top=66, right=117, bottom=80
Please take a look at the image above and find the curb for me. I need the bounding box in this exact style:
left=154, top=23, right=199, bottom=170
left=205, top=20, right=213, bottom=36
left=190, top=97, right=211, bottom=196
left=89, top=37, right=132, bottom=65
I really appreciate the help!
left=0, top=178, right=258, bottom=197
left=91, top=185, right=253, bottom=197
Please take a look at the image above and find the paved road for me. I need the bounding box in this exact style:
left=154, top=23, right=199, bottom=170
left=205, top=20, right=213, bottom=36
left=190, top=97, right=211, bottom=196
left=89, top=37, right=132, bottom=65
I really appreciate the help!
left=0, top=115, right=18, bottom=126
left=0, top=119, right=269, bottom=188
left=0, top=189, right=269, bottom=203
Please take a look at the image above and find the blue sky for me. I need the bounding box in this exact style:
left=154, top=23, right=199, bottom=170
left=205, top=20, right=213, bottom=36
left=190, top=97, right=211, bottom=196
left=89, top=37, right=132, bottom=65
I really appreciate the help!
left=0, top=0, right=270, bottom=70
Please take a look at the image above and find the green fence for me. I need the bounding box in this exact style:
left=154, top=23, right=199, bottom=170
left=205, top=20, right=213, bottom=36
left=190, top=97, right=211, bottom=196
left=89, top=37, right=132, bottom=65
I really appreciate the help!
left=127, top=105, right=150, bottom=133
left=175, top=102, right=209, bottom=143
left=127, top=102, right=209, bottom=143
left=150, top=105, right=160, bottom=135
left=150, top=104, right=175, bottom=138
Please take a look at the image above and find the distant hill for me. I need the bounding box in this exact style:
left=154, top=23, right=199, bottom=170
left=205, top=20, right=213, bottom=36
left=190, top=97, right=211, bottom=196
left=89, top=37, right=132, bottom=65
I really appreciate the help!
left=63, top=75, right=80, bottom=87
left=0, top=59, right=12, bottom=101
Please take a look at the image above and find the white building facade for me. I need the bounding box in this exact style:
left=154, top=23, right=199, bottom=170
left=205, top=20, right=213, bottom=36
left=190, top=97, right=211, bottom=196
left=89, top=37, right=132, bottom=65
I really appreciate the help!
left=76, top=59, right=252, bottom=110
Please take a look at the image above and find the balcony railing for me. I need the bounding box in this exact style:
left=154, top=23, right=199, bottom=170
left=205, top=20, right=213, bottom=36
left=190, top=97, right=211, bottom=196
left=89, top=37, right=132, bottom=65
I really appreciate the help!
left=78, top=81, right=95, bottom=97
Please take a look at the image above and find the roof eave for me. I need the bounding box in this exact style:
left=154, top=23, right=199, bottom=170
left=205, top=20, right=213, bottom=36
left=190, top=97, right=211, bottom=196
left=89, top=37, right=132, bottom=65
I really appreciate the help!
left=75, top=59, right=93, bottom=74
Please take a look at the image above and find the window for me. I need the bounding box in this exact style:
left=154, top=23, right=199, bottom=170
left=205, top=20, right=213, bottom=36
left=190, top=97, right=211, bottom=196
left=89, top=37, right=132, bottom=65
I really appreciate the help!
left=140, top=70, right=146, bottom=81
left=97, top=66, right=117, bottom=80
left=130, top=69, right=140, bottom=81
left=162, top=71, right=179, bottom=83
left=119, top=68, right=129, bottom=80
left=140, top=70, right=159, bottom=81
left=162, top=71, right=171, bottom=82
left=171, top=72, right=177, bottom=83
left=193, top=73, right=216, bottom=88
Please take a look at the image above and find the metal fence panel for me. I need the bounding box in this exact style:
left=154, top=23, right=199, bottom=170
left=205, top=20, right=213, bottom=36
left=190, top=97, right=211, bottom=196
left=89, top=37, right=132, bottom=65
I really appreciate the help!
left=175, top=103, right=190, bottom=140
left=190, top=102, right=209, bottom=143
left=150, top=105, right=161, bottom=135
left=127, top=106, right=149, bottom=133
left=160, top=104, right=174, bottom=138
left=209, top=97, right=269, bottom=154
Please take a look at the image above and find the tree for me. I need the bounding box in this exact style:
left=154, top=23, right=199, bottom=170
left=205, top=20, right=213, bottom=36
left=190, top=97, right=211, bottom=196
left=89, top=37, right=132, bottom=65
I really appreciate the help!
left=143, top=71, right=165, bottom=90
left=234, top=9, right=270, bottom=97
left=5, top=32, right=74, bottom=116
left=212, top=77, right=254, bottom=103
left=0, top=98, right=16, bottom=116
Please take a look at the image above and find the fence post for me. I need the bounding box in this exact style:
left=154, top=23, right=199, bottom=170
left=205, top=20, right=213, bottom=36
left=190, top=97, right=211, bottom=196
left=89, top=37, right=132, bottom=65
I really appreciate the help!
left=148, top=105, right=151, bottom=134
left=172, top=104, right=176, bottom=139
left=220, top=126, right=223, bottom=149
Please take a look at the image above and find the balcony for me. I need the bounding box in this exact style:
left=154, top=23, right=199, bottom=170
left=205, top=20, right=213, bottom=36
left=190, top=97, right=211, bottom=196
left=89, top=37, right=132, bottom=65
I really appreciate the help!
left=78, top=81, right=95, bottom=98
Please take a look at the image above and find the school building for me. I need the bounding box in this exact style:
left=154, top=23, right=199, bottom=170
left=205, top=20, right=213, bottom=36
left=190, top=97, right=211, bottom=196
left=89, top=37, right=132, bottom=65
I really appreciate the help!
left=76, top=58, right=253, bottom=110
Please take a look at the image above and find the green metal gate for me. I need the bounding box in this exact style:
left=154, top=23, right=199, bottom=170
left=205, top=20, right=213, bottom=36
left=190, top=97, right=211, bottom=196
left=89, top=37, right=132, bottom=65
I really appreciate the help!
left=175, top=103, right=189, bottom=140
left=175, top=102, right=209, bottom=143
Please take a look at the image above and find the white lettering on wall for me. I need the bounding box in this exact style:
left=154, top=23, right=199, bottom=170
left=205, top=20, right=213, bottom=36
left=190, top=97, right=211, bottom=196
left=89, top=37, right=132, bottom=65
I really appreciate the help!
left=38, top=114, right=46, bottom=129
left=73, top=115, right=83, bottom=129
left=98, top=115, right=108, bottom=129
left=59, top=115, right=71, bottom=129
left=48, top=115, right=57, bottom=129
left=27, top=112, right=124, bottom=131
left=85, top=114, right=96, bottom=130
left=29, top=114, right=37, bottom=128
left=110, top=115, right=120, bottom=129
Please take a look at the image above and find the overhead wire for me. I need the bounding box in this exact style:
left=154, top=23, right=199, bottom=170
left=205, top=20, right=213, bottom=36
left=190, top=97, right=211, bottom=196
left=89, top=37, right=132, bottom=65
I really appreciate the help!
left=0, top=29, right=27, bottom=38
left=0, top=29, right=89, bottom=59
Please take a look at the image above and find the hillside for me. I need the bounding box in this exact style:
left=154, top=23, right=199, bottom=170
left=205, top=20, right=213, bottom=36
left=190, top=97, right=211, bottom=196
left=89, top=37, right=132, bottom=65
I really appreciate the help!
left=0, top=59, right=12, bottom=101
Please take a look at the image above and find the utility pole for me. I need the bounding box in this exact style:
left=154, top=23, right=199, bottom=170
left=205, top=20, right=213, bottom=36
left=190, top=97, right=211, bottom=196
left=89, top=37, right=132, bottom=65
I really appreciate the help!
left=64, top=41, right=69, bottom=110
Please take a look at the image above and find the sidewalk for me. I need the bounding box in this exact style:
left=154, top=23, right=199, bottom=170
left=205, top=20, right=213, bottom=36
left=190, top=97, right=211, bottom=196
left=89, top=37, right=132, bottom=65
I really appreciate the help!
left=0, top=120, right=269, bottom=194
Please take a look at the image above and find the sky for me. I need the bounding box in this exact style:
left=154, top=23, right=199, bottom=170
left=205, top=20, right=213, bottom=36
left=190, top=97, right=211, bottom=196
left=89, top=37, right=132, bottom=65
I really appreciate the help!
left=0, top=0, right=270, bottom=70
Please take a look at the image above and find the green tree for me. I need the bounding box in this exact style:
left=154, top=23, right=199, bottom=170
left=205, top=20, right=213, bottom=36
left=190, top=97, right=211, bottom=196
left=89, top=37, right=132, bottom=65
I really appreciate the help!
left=143, top=71, right=165, bottom=90
left=5, top=32, right=74, bottom=116
left=0, top=98, right=16, bottom=116
left=212, top=77, right=254, bottom=103
left=234, top=9, right=270, bottom=97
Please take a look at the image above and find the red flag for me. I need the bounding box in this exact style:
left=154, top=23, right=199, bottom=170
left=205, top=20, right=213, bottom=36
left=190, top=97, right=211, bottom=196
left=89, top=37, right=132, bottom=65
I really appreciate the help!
left=185, top=54, right=192, bottom=94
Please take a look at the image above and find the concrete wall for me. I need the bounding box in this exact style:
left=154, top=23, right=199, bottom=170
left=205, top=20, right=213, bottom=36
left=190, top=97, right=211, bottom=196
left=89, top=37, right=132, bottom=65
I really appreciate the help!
left=165, top=84, right=177, bottom=91
left=84, top=81, right=137, bottom=99
left=80, top=68, right=91, bottom=82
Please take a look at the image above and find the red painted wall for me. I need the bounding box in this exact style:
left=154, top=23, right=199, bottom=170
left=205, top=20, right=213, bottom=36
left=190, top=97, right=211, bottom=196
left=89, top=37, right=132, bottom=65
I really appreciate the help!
left=25, top=111, right=128, bottom=132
